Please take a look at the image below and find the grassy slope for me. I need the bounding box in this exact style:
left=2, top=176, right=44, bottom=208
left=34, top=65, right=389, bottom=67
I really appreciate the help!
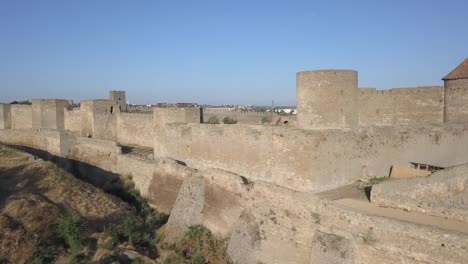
left=0, top=147, right=230, bottom=264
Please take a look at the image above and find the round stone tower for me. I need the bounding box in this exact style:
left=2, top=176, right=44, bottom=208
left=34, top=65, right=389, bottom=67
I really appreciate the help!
left=296, top=70, right=358, bottom=130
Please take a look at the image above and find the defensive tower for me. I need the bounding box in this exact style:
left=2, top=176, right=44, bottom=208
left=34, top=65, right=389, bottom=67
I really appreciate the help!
left=109, top=90, right=127, bottom=112
left=296, top=70, right=358, bottom=129
left=443, top=59, right=468, bottom=124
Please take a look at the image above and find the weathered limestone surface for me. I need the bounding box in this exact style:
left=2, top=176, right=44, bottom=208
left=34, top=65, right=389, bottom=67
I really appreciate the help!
left=0, top=129, right=64, bottom=156
left=117, top=112, right=153, bottom=147
left=444, top=79, right=468, bottom=124
left=153, top=107, right=202, bottom=126
left=358, top=87, right=444, bottom=126
left=0, top=104, right=11, bottom=129
left=310, top=230, right=358, bottom=264
left=164, top=163, right=321, bottom=264
left=166, top=169, right=319, bottom=263
left=317, top=200, right=468, bottom=264
left=389, top=164, right=431, bottom=179
left=371, top=163, right=468, bottom=221
left=1, top=129, right=468, bottom=263
left=109, top=90, right=126, bottom=112
left=80, top=100, right=117, bottom=140
left=10, top=104, right=32, bottom=129
left=163, top=168, right=253, bottom=242
left=164, top=175, right=205, bottom=242
left=147, top=158, right=192, bottom=213
left=296, top=70, right=358, bottom=129
left=31, top=99, right=69, bottom=130
left=227, top=191, right=319, bottom=264
left=64, top=108, right=81, bottom=133
left=154, top=121, right=468, bottom=192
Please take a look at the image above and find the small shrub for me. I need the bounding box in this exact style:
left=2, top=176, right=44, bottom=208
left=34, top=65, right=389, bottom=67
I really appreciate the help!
left=105, top=176, right=168, bottom=229
left=207, top=116, right=219, bottom=124
left=28, top=252, right=55, bottom=264
left=123, top=215, right=139, bottom=245
left=104, top=176, right=167, bottom=256
left=261, top=116, right=272, bottom=124
left=175, top=225, right=229, bottom=263
left=106, top=223, right=120, bottom=246
left=57, top=214, right=85, bottom=254
left=131, top=258, right=143, bottom=264
left=191, top=255, right=205, bottom=264
left=160, top=241, right=176, bottom=250
left=368, top=176, right=388, bottom=185
left=163, top=253, right=186, bottom=264
left=185, top=225, right=205, bottom=241
left=222, top=116, right=238, bottom=124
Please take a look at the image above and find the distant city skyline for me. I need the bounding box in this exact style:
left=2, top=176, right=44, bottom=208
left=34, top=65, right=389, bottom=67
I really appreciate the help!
left=1, top=0, right=467, bottom=105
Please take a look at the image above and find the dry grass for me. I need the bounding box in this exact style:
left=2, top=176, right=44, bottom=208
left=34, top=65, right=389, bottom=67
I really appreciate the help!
left=159, top=225, right=231, bottom=264
left=0, top=147, right=133, bottom=263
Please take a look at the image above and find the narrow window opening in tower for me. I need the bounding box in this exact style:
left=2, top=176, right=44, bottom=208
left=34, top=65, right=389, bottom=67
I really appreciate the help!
left=110, top=106, right=114, bottom=114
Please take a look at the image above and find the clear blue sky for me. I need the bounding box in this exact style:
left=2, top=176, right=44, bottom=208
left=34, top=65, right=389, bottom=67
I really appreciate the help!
left=1, top=0, right=467, bottom=105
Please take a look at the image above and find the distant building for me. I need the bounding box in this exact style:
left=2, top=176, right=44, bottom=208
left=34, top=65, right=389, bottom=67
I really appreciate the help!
left=156, top=102, right=198, bottom=108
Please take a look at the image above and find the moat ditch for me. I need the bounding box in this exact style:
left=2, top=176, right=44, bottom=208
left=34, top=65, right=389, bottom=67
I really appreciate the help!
left=0, top=144, right=231, bottom=263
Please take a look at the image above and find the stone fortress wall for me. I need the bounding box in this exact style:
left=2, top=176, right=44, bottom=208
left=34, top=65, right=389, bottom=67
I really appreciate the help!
left=1, top=60, right=468, bottom=192
left=358, top=86, right=444, bottom=126
left=202, top=108, right=296, bottom=126
left=64, top=107, right=81, bottom=133
left=297, top=70, right=359, bottom=129
left=10, top=104, right=32, bottom=129
left=117, top=112, right=153, bottom=147
left=2, top=60, right=468, bottom=263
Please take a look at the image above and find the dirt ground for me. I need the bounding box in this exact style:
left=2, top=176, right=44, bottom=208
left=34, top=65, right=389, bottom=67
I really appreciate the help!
left=316, top=180, right=468, bottom=235
left=0, top=146, right=130, bottom=263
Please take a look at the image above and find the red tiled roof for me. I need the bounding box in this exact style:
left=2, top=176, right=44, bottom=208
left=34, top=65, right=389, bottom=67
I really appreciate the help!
left=442, top=59, right=468, bottom=80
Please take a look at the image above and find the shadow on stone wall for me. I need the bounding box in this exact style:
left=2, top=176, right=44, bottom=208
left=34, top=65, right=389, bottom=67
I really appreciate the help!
left=1, top=144, right=119, bottom=189
left=2, top=143, right=170, bottom=228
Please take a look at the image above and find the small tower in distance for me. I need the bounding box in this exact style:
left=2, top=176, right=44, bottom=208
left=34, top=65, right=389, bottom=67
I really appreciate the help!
left=109, top=90, right=127, bottom=112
